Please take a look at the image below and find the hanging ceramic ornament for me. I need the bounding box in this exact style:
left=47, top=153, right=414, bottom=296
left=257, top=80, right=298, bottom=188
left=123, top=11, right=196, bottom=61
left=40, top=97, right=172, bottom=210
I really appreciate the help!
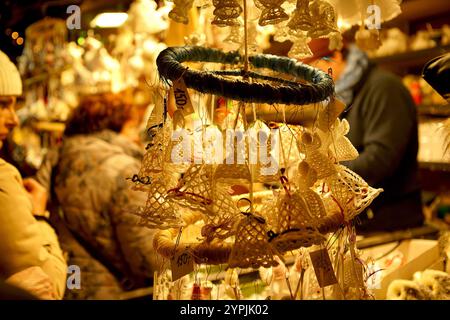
left=287, top=0, right=313, bottom=34
left=228, top=213, right=279, bottom=269
left=212, top=0, right=243, bottom=27
left=307, top=0, right=338, bottom=39
left=169, top=0, right=195, bottom=24
left=254, top=0, right=289, bottom=26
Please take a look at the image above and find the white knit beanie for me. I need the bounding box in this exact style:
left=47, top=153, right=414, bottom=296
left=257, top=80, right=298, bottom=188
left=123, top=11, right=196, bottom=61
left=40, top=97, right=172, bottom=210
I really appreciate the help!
left=0, top=50, right=22, bottom=96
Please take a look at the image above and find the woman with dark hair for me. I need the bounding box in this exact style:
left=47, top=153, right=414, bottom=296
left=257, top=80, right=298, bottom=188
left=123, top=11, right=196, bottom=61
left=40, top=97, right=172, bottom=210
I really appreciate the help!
left=37, top=91, right=159, bottom=299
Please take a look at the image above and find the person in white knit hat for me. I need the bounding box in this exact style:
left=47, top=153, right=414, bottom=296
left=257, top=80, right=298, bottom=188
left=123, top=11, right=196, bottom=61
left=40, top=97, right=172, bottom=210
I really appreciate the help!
left=0, top=50, right=67, bottom=299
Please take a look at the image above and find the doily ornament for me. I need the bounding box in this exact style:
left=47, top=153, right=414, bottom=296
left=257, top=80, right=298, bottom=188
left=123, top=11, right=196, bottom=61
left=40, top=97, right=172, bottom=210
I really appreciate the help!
left=169, top=0, right=195, bottom=24
left=307, top=0, right=338, bottom=39
left=254, top=0, right=290, bottom=26
left=212, top=0, right=243, bottom=27
left=228, top=213, right=279, bottom=269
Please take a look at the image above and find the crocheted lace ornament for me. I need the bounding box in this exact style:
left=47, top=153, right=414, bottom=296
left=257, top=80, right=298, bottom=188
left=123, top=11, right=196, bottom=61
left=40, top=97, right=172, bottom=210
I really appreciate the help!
left=297, top=162, right=327, bottom=219
left=201, top=187, right=241, bottom=242
left=298, top=131, right=337, bottom=179
left=318, top=118, right=359, bottom=162
left=169, top=0, right=194, bottom=24
left=355, top=28, right=382, bottom=51
left=249, top=120, right=280, bottom=182
left=135, top=179, right=184, bottom=229
left=266, top=189, right=325, bottom=252
left=254, top=0, right=289, bottom=26
left=288, top=34, right=313, bottom=60
left=326, top=165, right=382, bottom=221
left=212, top=0, right=243, bottom=27
left=317, top=98, right=346, bottom=132
left=224, top=25, right=243, bottom=44
left=228, top=214, right=279, bottom=268
left=307, top=0, right=338, bottom=39
left=167, top=164, right=215, bottom=213
left=288, top=0, right=313, bottom=33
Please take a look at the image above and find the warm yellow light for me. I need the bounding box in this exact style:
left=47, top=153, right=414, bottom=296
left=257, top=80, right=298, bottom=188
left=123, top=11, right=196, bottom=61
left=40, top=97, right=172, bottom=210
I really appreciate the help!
left=90, top=12, right=128, bottom=28
left=16, top=37, right=24, bottom=45
left=11, top=31, right=19, bottom=39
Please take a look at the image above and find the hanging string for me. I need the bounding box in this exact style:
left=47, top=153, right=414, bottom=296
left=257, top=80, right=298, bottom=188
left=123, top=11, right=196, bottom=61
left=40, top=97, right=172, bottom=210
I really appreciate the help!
left=243, top=0, right=249, bottom=77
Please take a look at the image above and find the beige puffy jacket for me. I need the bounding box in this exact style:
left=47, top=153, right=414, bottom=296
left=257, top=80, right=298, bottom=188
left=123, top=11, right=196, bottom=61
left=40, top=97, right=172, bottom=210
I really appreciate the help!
left=0, top=159, right=67, bottom=299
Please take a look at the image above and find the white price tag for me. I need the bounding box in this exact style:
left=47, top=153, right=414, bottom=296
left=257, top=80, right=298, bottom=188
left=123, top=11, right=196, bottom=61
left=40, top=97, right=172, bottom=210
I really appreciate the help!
left=172, top=77, right=195, bottom=116
left=171, top=248, right=194, bottom=281
left=309, top=248, right=338, bottom=288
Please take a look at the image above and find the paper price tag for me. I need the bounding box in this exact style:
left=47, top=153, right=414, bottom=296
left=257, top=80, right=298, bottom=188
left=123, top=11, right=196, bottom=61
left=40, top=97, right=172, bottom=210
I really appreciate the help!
left=309, top=248, right=338, bottom=288
left=171, top=248, right=194, bottom=281
left=172, top=77, right=195, bottom=116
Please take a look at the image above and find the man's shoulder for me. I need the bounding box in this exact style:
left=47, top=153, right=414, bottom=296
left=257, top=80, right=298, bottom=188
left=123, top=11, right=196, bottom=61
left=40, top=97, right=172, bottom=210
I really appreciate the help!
left=367, top=67, right=404, bottom=88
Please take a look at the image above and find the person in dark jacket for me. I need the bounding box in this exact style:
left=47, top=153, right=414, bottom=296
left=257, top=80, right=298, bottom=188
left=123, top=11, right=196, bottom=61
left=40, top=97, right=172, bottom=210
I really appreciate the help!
left=304, top=39, right=424, bottom=234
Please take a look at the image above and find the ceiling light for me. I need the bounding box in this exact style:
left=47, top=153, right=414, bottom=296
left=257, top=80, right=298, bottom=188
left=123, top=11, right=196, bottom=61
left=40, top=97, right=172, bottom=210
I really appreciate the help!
left=90, top=12, right=128, bottom=28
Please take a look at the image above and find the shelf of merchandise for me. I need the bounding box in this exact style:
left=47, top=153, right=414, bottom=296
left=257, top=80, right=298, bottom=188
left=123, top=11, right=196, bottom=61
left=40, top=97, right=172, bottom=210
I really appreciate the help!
left=417, top=104, right=450, bottom=117
left=370, top=45, right=450, bottom=70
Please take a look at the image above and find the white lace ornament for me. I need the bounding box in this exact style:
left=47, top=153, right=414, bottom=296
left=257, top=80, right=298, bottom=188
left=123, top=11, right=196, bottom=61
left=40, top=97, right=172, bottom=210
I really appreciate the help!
left=212, top=0, right=243, bottom=27
left=228, top=213, right=279, bottom=268
left=326, top=165, right=383, bottom=221
left=135, top=179, right=184, bottom=229
left=288, top=0, right=313, bottom=34
left=169, top=0, right=195, bottom=24
left=298, top=131, right=337, bottom=179
left=254, top=0, right=289, bottom=26
left=307, top=0, right=338, bottom=39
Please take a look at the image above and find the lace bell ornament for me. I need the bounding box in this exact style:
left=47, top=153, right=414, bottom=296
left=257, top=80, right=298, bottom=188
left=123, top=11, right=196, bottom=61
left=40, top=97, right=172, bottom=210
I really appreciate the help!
left=228, top=213, right=279, bottom=269
left=169, top=0, right=195, bottom=24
